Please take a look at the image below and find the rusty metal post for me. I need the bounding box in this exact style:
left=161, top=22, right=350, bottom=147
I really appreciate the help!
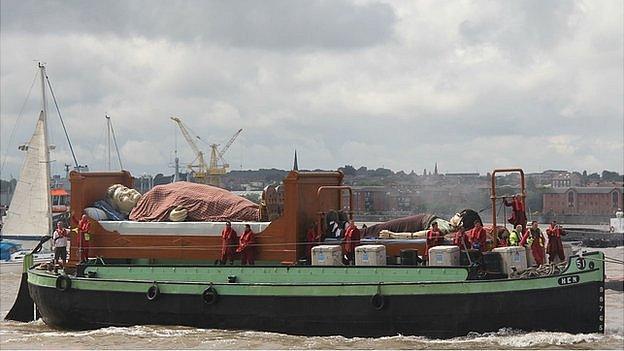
left=490, top=168, right=526, bottom=230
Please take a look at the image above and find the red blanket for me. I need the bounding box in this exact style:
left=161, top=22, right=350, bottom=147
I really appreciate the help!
left=129, top=182, right=259, bottom=222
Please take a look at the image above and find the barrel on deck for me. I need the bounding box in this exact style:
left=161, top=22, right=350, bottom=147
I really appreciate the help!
left=400, top=249, right=421, bottom=266
left=482, top=252, right=503, bottom=273
left=460, top=249, right=482, bottom=266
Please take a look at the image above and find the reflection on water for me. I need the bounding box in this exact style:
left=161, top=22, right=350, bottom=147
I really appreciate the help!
left=1, top=248, right=622, bottom=350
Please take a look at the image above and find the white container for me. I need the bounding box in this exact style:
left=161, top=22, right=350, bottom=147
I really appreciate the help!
left=311, top=245, right=343, bottom=266
left=493, top=246, right=527, bottom=275
left=355, top=245, right=386, bottom=266
left=428, top=245, right=460, bottom=266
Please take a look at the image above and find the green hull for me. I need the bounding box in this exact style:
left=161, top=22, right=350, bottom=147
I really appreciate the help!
left=26, top=252, right=606, bottom=337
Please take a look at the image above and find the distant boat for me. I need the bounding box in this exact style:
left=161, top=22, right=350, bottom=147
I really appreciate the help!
left=1, top=63, right=54, bottom=251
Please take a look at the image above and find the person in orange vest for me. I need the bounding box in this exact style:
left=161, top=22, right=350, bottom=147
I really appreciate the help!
left=425, top=222, right=444, bottom=258
left=546, top=220, right=566, bottom=263
left=237, top=224, right=255, bottom=265
left=468, top=220, right=487, bottom=252
left=342, top=220, right=361, bottom=265
left=504, top=194, right=527, bottom=232
left=220, top=221, right=238, bottom=265
left=520, top=221, right=546, bottom=266
left=453, top=227, right=470, bottom=251
left=77, top=214, right=91, bottom=262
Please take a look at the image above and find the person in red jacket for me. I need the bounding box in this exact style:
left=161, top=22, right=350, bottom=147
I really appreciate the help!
left=497, top=230, right=509, bottom=247
left=77, top=214, right=91, bottom=262
left=237, top=224, right=255, bottom=265
left=546, top=220, right=566, bottom=263
left=425, top=222, right=444, bottom=258
left=520, top=221, right=545, bottom=266
left=504, top=194, right=527, bottom=232
left=220, top=221, right=238, bottom=265
left=305, top=222, right=320, bottom=263
left=342, top=220, right=361, bottom=265
left=453, top=227, right=470, bottom=251
left=468, top=220, right=487, bottom=252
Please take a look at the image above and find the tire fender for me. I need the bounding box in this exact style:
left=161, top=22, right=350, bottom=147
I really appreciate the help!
left=202, top=286, right=219, bottom=305
left=56, top=275, right=71, bottom=292
left=147, top=284, right=160, bottom=301
left=371, top=293, right=385, bottom=310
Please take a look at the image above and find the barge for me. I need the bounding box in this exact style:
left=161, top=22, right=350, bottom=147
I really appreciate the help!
left=7, top=169, right=607, bottom=338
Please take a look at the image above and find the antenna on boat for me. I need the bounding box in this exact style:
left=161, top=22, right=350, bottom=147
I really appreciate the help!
left=43, top=65, right=80, bottom=170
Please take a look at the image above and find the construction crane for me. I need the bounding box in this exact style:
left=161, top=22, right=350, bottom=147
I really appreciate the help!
left=171, top=117, right=242, bottom=187
left=170, top=117, right=208, bottom=183
left=206, top=128, right=243, bottom=186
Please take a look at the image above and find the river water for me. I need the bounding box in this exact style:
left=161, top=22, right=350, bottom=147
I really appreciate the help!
left=1, top=248, right=622, bottom=350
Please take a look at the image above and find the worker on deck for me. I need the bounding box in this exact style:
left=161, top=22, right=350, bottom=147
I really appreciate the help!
left=342, top=220, right=361, bottom=265
left=425, top=222, right=444, bottom=258
left=509, top=224, right=523, bottom=246
left=237, top=224, right=255, bottom=265
left=77, top=214, right=91, bottom=263
left=53, top=222, right=70, bottom=267
left=520, top=221, right=545, bottom=266
left=220, top=221, right=238, bottom=265
left=546, top=220, right=566, bottom=264
left=504, top=194, right=527, bottom=232
left=306, top=222, right=320, bottom=264
left=453, top=227, right=470, bottom=251
left=468, top=220, right=487, bottom=252
left=497, top=228, right=509, bottom=247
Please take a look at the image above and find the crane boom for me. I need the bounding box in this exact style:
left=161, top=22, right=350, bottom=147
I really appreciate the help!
left=218, top=128, right=243, bottom=160
left=170, top=117, right=207, bottom=179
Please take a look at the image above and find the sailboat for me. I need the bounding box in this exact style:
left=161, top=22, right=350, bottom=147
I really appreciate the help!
left=1, top=64, right=56, bottom=267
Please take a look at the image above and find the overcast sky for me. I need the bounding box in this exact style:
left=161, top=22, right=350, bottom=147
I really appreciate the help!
left=1, top=0, right=622, bottom=179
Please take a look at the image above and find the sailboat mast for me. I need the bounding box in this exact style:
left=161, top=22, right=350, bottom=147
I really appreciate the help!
left=39, top=62, right=53, bottom=234
left=106, top=114, right=111, bottom=170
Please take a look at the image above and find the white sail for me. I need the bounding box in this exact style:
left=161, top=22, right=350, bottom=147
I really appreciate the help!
left=1, top=111, right=52, bottom=239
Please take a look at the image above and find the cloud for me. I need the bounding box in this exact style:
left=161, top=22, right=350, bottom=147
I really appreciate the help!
left=1, top=0, right=396, bottom=50
left=0, top=0, right=622, bottom=180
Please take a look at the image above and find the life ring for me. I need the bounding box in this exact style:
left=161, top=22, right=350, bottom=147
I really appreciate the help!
left=371, top=293, right=385, bottom=310
left=202, top=286, right=219, bottom=305
left=55, top=275, right=71, bottom=292
left=146, top=284, right=160, bottom=301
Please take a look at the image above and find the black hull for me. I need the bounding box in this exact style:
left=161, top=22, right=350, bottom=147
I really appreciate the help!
left=29, top=281, right=604, bottom=338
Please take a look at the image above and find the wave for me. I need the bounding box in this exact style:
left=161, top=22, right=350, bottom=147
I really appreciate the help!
left=1, top=324, right=623, bottom=350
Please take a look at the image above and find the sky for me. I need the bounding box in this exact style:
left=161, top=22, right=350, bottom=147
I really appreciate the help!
left=1, top=0, right=623, bottom=179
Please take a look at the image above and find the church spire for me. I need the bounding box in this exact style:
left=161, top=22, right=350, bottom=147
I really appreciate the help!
left=434, top=162, right=438, bottom=175
left=293, top=149, right=299, bottom=171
